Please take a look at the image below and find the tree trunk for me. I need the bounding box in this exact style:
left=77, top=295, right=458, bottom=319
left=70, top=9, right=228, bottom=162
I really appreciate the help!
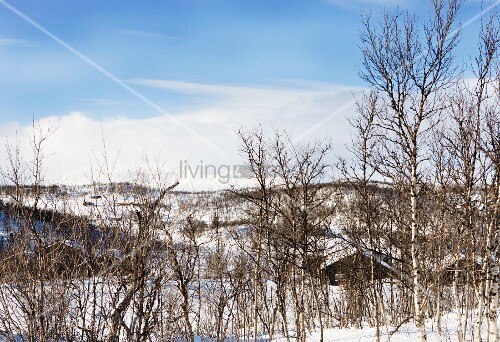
left=411, top=165, right=426, bottom=342
left=252, top=230, right=262, bottom=342
left=453, top=267, right=464, bottom=342
left=488, top=262, right=499, bottom=342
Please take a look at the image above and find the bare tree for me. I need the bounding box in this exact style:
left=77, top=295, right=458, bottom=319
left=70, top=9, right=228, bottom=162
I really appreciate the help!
left=337, top=91, right=390, bottom=341
left=235, top=126, right=278, bottom=341
left=359, top=1, right=462, bottom=339
left=236, top=127, right=335, bottom=342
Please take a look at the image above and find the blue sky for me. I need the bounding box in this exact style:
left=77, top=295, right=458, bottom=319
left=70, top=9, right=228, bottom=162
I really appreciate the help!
left=0, top=0, right=490, bottom=124
left=0, top=0, right=496, bottom=187
left=0, top=0, right=364, bottom=124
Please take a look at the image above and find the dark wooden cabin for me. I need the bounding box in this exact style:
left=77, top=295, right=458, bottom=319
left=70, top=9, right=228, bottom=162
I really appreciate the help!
left=324, top=250, right=395, bottom=286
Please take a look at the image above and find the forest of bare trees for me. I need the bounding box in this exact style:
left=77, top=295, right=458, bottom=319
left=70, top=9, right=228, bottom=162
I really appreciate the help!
left=0, top=0, right=497, bottom=341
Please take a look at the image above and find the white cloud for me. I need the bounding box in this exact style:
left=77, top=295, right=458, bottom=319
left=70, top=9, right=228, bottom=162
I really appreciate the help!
left=0, top=36, right=36, bottom=47
left=81, top=98, right=121, bottom=106
left=326, top=0, right=414, bottom=11
left=0, top=81, right=362, bottom=190
left=118, top=29, right=177, bottom=41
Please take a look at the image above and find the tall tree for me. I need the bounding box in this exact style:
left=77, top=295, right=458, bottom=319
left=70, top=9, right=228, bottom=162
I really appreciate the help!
left=359, top=1, right=461, bottom=339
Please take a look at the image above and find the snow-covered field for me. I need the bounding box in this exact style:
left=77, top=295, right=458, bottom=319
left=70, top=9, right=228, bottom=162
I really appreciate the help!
left=0, top=185, right=497, bottom=341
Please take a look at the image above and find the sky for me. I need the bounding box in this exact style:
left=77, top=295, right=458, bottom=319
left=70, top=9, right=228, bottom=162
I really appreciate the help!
left=0, top=0, right=496, bottom=190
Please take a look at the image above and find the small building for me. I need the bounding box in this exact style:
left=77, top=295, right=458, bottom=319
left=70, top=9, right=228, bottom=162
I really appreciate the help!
left=324, top=248, right=397, bottom=286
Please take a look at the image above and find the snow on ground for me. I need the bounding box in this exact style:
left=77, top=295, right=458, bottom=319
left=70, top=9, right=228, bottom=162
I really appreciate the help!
left=0, top=186, right=495, bottom=341
left=271, top=312, right=473, bottom=341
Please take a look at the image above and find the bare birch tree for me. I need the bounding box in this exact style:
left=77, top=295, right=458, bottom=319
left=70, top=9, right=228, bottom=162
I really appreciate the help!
left=359, top=1, right=462, bottom=339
